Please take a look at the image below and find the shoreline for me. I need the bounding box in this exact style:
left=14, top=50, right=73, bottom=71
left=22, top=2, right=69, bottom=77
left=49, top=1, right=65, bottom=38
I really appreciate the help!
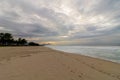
left=0, top=46, right=119, bottom=65
left=0, top=46, right=120, bottom=80
left=57, top=50, right=120, bottom=65
left=47, top=46, right=120, bottom=64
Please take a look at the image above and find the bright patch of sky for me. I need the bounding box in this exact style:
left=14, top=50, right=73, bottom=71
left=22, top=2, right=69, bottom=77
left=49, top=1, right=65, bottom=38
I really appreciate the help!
left=0, top=0, right=120, bottom=45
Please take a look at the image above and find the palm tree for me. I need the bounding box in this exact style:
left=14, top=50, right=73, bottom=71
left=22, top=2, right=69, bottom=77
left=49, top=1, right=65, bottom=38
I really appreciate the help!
left=17, top=38, right=27, bottom=46
left=0, top=33, right=13, bottom=45
left=21, top=39, right=27, bottom=45
left=0, top=33, right=4, bottom=45
left=4, top=33, right=13, bottom=45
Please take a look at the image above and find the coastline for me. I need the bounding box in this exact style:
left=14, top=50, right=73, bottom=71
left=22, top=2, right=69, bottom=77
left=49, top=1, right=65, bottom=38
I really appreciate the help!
left=47, top=45, right=120, bottom=64
left=0, top=46, right=120, bottom=80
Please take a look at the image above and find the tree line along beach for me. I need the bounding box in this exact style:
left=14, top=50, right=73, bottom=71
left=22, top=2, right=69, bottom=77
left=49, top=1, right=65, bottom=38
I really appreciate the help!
left=0, top=33, right=46, bottom=46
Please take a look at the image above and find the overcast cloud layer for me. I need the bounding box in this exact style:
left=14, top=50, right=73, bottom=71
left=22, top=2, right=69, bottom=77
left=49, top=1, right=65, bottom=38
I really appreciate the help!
left=0, top=0, right=120, bottom=45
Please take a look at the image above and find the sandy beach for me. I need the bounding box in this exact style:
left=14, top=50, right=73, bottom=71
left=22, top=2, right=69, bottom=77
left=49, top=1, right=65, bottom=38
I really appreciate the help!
left=0, top=47, right=120, bottom=80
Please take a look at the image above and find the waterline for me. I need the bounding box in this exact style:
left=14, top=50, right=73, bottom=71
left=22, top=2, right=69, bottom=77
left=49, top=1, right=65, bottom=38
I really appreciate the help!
left=48, top=46, right=120, bottom=63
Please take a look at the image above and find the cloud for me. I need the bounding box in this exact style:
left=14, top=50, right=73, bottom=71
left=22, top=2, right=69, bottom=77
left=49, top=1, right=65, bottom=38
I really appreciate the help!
left=0, top=0, right=120, bottom=45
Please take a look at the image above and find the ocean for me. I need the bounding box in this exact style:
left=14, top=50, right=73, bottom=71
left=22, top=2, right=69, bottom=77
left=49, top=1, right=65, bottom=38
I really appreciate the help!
left=47, top=46, right=120, bottom=63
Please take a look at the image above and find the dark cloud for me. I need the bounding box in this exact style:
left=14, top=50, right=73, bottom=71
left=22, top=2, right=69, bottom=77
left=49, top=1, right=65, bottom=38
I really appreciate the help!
left=0, top=0, right=120, bottom=45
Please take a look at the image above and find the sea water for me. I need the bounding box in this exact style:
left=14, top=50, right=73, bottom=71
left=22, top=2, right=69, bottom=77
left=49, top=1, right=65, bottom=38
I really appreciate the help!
left=47, top=46, right=120, bottom=63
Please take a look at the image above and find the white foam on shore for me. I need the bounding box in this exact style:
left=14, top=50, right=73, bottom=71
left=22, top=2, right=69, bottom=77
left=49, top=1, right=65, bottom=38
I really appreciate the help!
left=47, top=46, right=120, bottom=63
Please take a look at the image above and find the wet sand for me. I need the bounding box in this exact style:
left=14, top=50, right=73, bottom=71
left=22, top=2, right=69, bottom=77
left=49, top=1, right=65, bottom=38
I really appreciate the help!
left=0, top=47, right=120, bottom=80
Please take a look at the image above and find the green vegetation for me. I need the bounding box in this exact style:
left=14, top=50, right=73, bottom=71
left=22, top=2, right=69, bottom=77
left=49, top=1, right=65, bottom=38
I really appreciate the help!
left=28, top=42, right=39, bottom=46
left=0, top=33, right=41, bottom=46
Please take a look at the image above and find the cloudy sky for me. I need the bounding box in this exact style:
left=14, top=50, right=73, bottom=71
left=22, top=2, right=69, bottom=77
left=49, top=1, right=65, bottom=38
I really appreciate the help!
left=0, top=0, right=120, bottom=45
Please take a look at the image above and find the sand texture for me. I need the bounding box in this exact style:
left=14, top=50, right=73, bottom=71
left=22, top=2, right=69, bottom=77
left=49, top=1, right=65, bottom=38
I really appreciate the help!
left=0, top=47, right=120, bottom=80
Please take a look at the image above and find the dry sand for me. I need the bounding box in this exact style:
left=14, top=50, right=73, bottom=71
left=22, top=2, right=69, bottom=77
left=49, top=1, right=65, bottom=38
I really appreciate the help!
left=0, top=47, right=120, bottom=80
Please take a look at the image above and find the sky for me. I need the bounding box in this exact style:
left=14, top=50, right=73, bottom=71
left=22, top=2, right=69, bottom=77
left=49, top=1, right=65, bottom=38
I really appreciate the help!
left=0, top=0, right=120, bottom=46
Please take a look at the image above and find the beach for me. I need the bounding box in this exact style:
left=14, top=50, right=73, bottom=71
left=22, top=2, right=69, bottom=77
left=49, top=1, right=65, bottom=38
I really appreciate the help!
left=0, top=47, right=120, bottom=80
